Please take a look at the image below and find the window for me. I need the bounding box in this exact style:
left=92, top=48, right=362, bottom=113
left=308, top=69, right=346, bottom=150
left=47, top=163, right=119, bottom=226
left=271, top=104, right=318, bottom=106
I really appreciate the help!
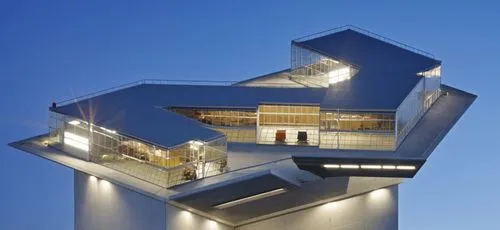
left=320, top=111, right=395, bottom=132
left=319, top=111, right=396, bottom=151
left=290, top=43, right=357, bottom=87
left=169, top=107, right=257, bottom=127
left=257, top=104, right=320, bottom=146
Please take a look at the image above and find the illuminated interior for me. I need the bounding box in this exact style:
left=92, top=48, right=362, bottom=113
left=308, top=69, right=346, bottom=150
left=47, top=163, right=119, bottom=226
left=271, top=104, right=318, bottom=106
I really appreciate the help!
left=319, top=111, right=395, bottom=150
left=257, top=104, right=320, bottom=146
left=169, top=107, right=257, bottom=127
left=169, top=105, right=399, bottom=150
left=169, top=107, right=257, bottom=143
left=48, top=112, right=228, bottom=187
left=396, top=68, right=442, bottom=147
left=290, top=43, right=358, bottom=87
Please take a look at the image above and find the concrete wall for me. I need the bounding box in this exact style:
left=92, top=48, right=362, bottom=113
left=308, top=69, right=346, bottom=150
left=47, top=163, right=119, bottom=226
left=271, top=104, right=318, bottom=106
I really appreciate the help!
left=74, top=171, right=166, bottom=230
left=74, top=171, right=233, bottom=230
left=237, top=186, right=398, bottom=230
left=75, top=171, right=397, bottom=230
left=165, top=204, right=233, bottom=230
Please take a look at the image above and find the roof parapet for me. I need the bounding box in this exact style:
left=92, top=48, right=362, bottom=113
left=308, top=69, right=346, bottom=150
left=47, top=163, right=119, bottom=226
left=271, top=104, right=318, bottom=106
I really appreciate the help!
left=293, top=25, right=436, bottom=60
left=55, top=79, right=237, bottom=107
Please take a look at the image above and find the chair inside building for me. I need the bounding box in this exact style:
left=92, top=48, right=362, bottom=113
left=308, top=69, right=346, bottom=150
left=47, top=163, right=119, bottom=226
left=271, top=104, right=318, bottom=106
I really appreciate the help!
left=297, top=131, right=308, bottom=144
left=275, top=130, right=286, bottom=143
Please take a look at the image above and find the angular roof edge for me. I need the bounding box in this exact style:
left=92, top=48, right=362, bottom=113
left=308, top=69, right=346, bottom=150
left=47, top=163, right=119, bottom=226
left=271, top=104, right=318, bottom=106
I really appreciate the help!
left=293, top=25, right=438, bottom=61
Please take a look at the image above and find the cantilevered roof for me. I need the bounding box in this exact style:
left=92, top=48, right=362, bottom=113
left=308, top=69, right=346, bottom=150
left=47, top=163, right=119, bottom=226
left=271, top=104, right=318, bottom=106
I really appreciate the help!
left=54, top=28, right=443, bottom=147
left=54, top=84, right=327, bottom=148
left=295, top=29, right=441, bottom=110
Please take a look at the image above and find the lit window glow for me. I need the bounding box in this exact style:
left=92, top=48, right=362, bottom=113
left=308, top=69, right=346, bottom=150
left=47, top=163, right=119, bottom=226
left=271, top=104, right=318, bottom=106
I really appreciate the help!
left=100, top=126, right=116, bottom=134
left=328, top=67, right=351, bottom=84
left=214, top=188, right=286, bottom=209
left=68, top=120, right=81, bottom=126
left=189, top=140, right=204, bottom=146
left=417, top=66, right=441, bottom=78
left=64, top=131, right=89, bottom=151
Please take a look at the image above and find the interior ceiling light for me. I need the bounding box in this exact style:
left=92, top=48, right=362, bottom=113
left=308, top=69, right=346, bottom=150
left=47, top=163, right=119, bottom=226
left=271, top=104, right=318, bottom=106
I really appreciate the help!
left=68, top=120, right=81, bottom=126
left=63, top=131, right=89, bottom=152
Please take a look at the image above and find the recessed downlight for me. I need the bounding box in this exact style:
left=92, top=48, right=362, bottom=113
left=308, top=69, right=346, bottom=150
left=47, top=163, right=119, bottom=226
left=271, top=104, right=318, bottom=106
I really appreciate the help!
left=397, top=165, right=416, bottom=170
left=361, top=165, right=382, bottom=169
left=340, top=164, right=359, bottom=169
left=323, top=164, right=340, bottom=169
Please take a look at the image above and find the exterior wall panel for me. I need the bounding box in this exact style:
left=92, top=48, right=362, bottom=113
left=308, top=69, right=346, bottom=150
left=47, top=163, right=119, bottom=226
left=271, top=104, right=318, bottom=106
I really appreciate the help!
left=74, top=171, right=166, bottom=230
left=237, top=186, right=398, bottom=230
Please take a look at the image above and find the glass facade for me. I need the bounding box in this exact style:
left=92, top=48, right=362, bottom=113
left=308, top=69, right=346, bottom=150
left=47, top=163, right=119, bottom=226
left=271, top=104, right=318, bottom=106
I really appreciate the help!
left=257, top=104, right=320, bottom=146
left=169, top=107, right=257, bottom=127
left=48, top=111, right=228, bottom=188
left=213, top=127, right=256, bottom=143
left=319, top=131, right=395, bottom=150
left=259, top=104, right=320, bottom=126
left=320, top=112, right=395, bottom=132
left=290, top=43, right=357, bottom=87
left=396, top=69, right=441, bottom=146
left=169, top=107, right=257, bottom=143
left=319, top=111, right=395, bottom=150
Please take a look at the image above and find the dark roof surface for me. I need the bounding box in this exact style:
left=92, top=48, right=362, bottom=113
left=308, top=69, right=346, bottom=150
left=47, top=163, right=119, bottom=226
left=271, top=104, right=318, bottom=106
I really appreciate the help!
left=296, top=29, right=441, bottom=110
left=54, top=28, right=442, bottom=147
left=54, top=84, right=327, bottom=147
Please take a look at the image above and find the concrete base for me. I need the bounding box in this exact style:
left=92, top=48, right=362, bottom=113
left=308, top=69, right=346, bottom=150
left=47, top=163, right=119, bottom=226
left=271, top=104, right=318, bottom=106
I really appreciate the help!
left=74, top=171, right=398, bottom=230
left=237, top=186, right=398, bottom=230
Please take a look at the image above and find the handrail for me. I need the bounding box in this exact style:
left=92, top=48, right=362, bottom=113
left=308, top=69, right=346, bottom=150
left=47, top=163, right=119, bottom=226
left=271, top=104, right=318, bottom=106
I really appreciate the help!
left=55, top=79, right=238, bottom=106
left=293, top=25, right=436, bottom=59
left=55, top=78, right=311, bottom=106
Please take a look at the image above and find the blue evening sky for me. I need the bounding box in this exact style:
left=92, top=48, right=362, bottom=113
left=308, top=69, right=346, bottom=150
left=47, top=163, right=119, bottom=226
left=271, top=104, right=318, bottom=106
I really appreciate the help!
left=1, top=1, right=498, bottom=229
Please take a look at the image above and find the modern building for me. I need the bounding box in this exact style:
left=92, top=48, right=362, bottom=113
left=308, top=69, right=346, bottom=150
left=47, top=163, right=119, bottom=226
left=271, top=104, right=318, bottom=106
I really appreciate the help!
left=9, top=25, right=475, bottom=230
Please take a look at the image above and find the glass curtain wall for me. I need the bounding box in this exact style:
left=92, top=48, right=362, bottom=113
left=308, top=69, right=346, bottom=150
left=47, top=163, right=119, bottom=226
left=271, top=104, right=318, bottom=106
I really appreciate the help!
left=48, top=112, right=228, bottom=188
left=169, top=107, right=257, bottom=143
left=257, top=104, right=320, bottom=146
left=396, top=67, right=441, bottom=146
left=319, top=111, right=396, bottom=150
left=169, top=107, right=257, bottom=127
left=290, top=43, right=355, bottom=87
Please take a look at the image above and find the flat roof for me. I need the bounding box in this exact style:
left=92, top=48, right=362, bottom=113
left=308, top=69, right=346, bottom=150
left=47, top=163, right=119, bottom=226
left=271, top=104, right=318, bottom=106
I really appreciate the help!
left=53, top=28, right=444, bottom=148
left=53, top=84, right=327, bottom=148
left=296, top=29, right=441, bottom=110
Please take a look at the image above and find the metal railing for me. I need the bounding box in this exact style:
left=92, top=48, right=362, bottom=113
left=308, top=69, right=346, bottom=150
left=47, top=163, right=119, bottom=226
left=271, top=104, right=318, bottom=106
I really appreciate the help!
left=55, top=78, right=312, bottom=107
left=293, top=25, right=436, bottom=59
left=55, top=79, right=237, bottom=106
